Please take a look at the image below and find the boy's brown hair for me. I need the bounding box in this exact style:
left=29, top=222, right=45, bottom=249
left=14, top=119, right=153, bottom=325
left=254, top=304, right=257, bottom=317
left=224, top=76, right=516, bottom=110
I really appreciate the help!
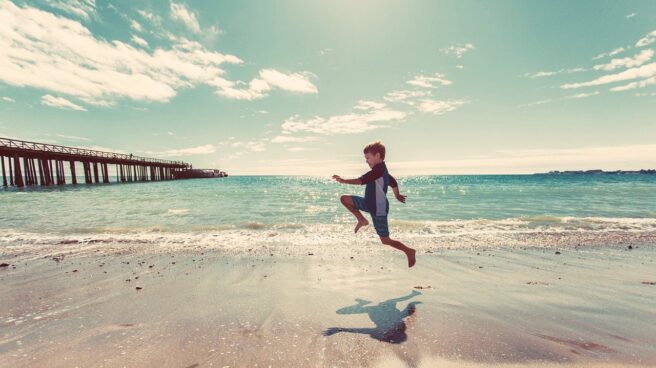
left=363, top=141, right=386, bottom=160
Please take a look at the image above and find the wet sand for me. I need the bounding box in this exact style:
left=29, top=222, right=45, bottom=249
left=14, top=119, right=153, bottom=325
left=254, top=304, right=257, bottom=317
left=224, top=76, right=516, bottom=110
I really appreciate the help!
left=1, top=245, right=655, bottom=367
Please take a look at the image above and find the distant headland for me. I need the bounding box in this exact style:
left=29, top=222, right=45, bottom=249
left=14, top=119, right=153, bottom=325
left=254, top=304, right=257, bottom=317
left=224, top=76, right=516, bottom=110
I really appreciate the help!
left=538, top=169, right=655, bottom=175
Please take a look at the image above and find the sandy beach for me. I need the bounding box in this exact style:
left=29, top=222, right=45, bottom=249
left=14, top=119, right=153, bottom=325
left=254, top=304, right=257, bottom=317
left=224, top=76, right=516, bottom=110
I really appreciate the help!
left=1, top=242, right=655, bottom=367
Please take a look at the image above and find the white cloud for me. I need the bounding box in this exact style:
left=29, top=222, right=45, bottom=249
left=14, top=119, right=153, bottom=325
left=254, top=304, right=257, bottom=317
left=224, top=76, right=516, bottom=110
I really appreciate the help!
left=169, top=3, right=200, bottom=33
left=131, top=35, right=148, bottom=48
left=636, top=30, right=656, bottom=47
left=557, top=32, right=656, bottom=96
left=210, top=69, right=317, bottom=100
left=278, top=69, right=464, bottom=137
left=170, top=2, right=200, bottom=33
left=282, top=107, right=407, bottom=135
left=610, top=76, right=656, bottom=92
left=259, top=69, right=318, bottom=94
left=388, top=144, right=656, bottom=175
left=518, top=99, right=551, bottom=108
left=137, top=9, right=161, bottom=26
left=592, top=47, right=625, bottom=60
left=56, top=133, right=90, bottom=141
left=417, top=99, right=466, bottom=115
left=524, top=67, right=586, bottom=78
left=130, top=20, right=143, bottom=32
left=626, top=12, right=637, bottom=19
left=0, top=2, right=313, bottom=106
left=561, top=62, right=656, bottom=89
left=245, top=141, right=266, bottom=152
left=236, top=144, right=656, bottom=175
left=354, top=100, right=386, bottom=110
left=593, top=49, right=653, bottom=71
left=202, top=25, right=222, bottom=45
left=147, top=144, right=217, bottom=157
left=0, top=132, right=27, bottom=140
left=232, top=158, right=352, bottom=175
left=383, top=90, right=430, bottom=105
left=78, top=145, right=126, bottom=153
left=0, top=2, right=238, bottom=105
left=286, top=147, right=315, bottom=152
left=440, top=43, right=474, bottom=58
left=566, top=91, right=600, bottom=99
left=272, top=67, right=465, bottom=144
left=43, top=0, right=95, bottom=21
left=226, top=139, right=267, bottom=152
left=41, top=95, right=86, bottom=111
left=407, top=73, right=452, bottom=88
left=2, top=96, right=15, bottom=102
left=270, top=135, right=320, bottom=143
left=209, top=77, right=267, bottom=100
left=526, top=71, right=558, bottom=78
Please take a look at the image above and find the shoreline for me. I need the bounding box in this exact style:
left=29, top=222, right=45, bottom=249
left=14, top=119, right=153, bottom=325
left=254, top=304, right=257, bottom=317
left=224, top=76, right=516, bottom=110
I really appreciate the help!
left=2, top=219, right=656, bottom=265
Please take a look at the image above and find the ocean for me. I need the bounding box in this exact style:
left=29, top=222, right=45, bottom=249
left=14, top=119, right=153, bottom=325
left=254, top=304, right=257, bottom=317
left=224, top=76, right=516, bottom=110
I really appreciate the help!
left=1, top=174, right=655, bottom=254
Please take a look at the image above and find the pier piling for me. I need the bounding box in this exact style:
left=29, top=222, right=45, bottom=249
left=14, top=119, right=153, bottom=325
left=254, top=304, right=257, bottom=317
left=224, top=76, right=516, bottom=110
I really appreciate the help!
left=29, top=159, right=36, bottom=186
left=13, top=156, right=23, bottom=187
left=1, top=156, right=6, bottom=187
left=8, top=155, right=13, bottom=186
left=103, top=163, right=109, bottom=183
left=70, top=161, right=77, bottom=185
left=93, top=162, right=99, bottom=184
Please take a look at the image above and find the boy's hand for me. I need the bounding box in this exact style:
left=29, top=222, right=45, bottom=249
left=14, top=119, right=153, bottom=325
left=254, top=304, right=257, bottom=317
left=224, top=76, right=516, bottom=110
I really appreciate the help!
left=332, top=174, right=345, bottom=184
left=395, top=192, right=406, bottom=203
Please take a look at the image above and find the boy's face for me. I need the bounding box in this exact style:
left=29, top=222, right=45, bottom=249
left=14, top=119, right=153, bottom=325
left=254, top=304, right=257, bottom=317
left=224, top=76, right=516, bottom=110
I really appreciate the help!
left=364, top=152, right=382, bottom=168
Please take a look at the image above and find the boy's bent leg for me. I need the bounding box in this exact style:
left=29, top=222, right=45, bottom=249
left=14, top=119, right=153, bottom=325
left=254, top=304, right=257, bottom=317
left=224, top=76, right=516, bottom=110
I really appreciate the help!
left=340, top=195, right=369, bottom=233
left=380, top=236, right=416, bottom=268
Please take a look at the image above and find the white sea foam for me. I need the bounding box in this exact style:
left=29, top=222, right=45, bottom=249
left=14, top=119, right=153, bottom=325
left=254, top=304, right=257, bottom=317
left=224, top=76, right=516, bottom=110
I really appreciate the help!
left=166, top=208, right=190, bottom=215
left=1, top=217, right=654, bottom=260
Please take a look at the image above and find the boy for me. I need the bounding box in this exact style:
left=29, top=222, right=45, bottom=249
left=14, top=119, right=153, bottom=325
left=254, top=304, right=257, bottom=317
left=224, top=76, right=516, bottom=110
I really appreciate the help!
left=332, top=141, right=416, bottom=268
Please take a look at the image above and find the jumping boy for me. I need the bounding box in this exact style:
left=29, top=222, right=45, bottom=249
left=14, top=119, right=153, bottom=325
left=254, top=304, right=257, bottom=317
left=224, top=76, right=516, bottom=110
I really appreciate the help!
left=332, top=141, right=416, bottom=268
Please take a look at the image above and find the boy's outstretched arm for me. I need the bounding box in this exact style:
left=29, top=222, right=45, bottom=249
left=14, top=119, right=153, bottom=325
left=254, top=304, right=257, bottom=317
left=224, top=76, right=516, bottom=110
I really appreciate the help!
left=389, top=175, right=406, bottom=203
left=332, top=175, right=362, bottom=185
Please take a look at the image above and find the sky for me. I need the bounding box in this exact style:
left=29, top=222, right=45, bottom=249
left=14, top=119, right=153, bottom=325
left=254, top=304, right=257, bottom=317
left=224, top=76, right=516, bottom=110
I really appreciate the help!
left=0, top=0, right=654, bottom=176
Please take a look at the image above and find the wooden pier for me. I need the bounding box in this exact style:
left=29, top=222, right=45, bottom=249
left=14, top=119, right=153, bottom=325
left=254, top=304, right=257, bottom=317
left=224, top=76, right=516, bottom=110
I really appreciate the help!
left=0, top=137, right=200, bottom=188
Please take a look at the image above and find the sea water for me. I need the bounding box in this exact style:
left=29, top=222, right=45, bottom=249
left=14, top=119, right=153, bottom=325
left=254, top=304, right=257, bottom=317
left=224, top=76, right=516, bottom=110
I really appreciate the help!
left=1, top=175, right=655, bottom=253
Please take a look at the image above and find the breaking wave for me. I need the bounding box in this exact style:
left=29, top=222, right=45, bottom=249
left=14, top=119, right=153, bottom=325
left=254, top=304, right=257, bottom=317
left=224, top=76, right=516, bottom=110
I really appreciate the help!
left=1, top=217, right=655, bottom=260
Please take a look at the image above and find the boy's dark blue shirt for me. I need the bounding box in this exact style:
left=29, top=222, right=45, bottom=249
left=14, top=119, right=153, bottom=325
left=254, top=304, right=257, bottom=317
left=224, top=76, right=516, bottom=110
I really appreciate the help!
left=359, top=161, right=398, bottom=217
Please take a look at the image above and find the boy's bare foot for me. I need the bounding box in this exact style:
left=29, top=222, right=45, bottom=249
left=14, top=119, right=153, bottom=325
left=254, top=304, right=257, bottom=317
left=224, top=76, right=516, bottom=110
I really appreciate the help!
left=406, top=248, right=416, bottom=268
left=354, top=219, right=369, bottom=233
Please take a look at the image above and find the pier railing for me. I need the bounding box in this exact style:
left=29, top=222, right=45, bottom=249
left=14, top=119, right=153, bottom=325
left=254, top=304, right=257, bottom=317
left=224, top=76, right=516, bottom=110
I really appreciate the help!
left=0, top=136, right=202, bottom=187
left=0, top=137, right=188, bottom=167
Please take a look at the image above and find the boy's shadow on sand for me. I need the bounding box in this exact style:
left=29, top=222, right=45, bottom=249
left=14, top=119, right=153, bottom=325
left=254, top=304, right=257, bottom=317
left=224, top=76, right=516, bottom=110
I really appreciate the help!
left=323, top=290, right=422, bottom=344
